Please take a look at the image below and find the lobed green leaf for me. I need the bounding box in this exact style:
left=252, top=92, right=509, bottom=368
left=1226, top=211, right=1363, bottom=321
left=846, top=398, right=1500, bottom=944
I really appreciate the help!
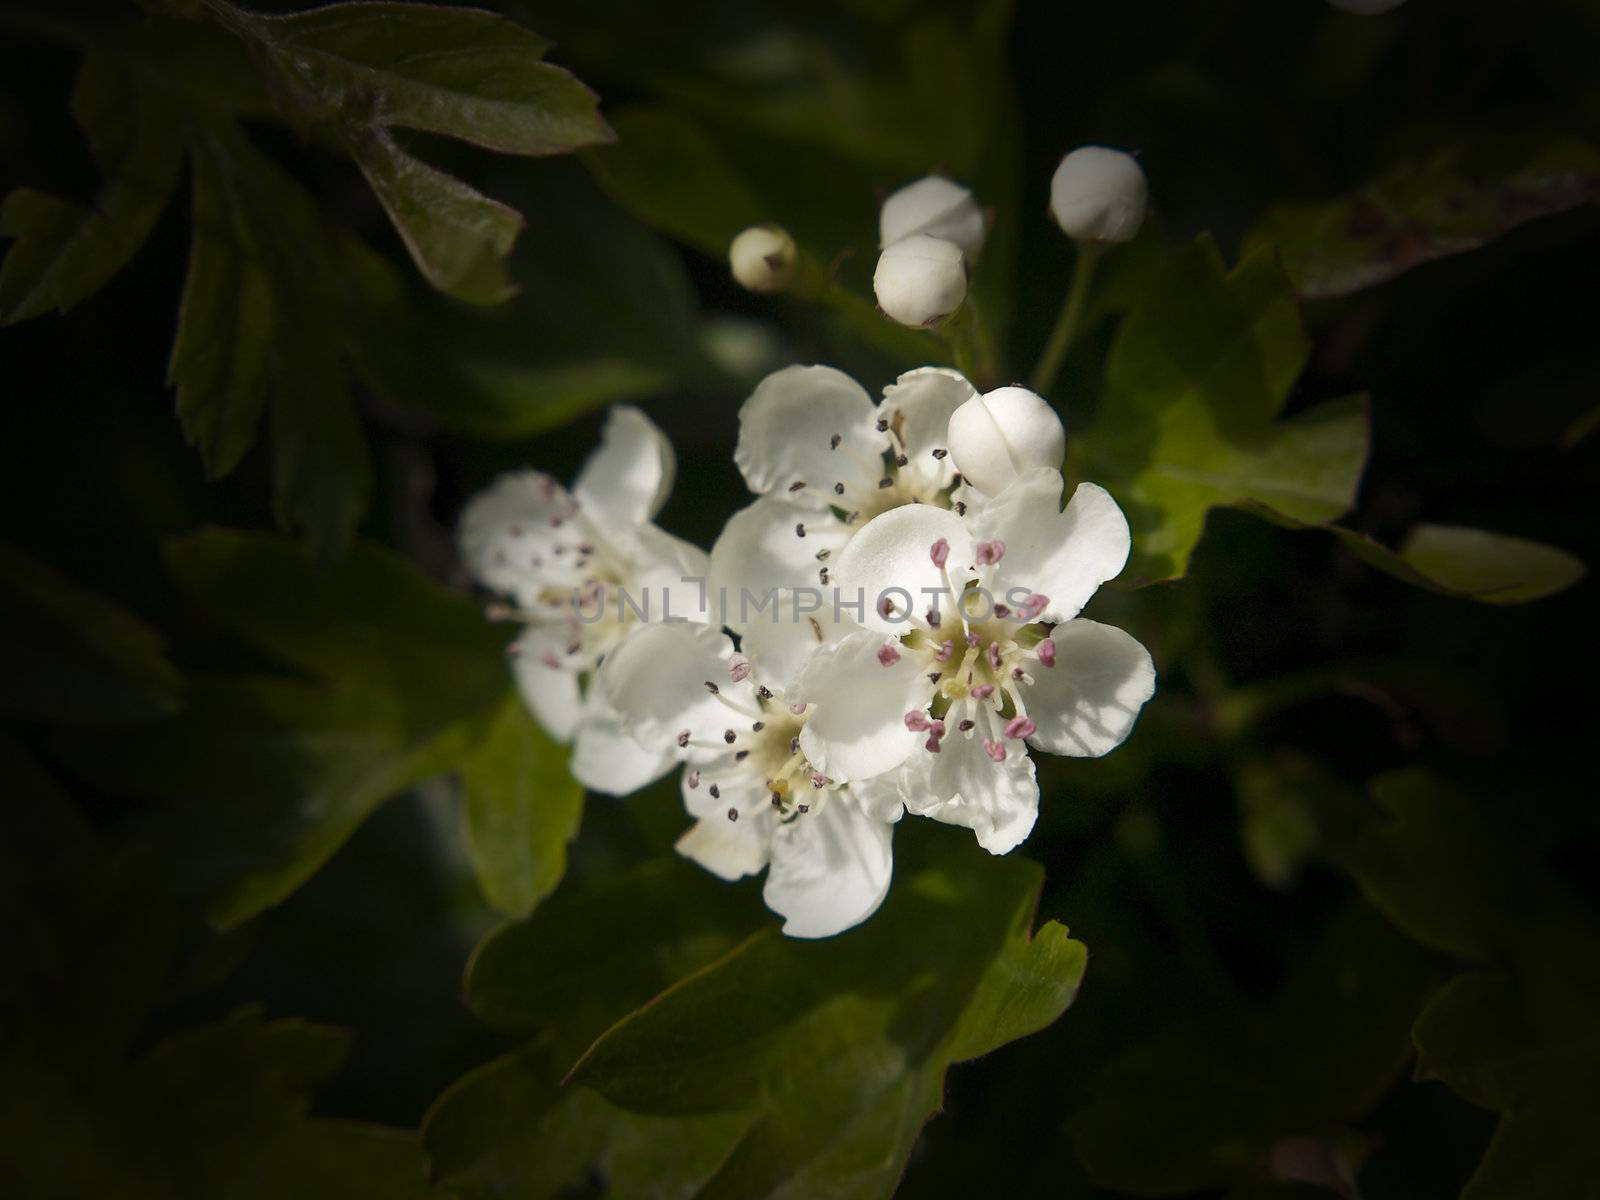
left=427, top=841, right=1083, bottom=1198
left=60, top=531, right=508, bottom=928
left=251, top=1, right=611, bottom=155
left=1246, top=132, right=1600, bottom=300
left=1070, top=237, right=1370, bottom=583
left=0, top=51, right=183, bottom=324
left=0, top=541, right=183, bottom=724
left=460, top=694, right=585, bottom=918
left=170, top=131, right=370, bottom=553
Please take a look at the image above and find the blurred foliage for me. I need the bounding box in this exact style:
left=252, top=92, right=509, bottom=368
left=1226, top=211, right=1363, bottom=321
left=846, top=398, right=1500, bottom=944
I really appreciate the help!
left=2, top=0, right=1598, bottom=1198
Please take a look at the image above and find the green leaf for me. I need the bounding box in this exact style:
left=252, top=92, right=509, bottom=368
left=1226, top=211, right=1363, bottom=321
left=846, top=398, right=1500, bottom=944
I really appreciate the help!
left=1331, top=772, right=1600, bottom=1200
left=0, top=51, right=182, bottom=324
left=220, top=0, right=610, bottom=302
left=169, top=140, right=276, bottom=479
left=567, top=846, right=1084, bottom=1197
left=1412, top=968, right=1600, bottom=1200
left=428, top=843, right=1081, bottom=1198
left=345, top=126, right=523, bottom=304
left=1234, top=754, right=1321, bottom=890
left=2, top=1006, right=432, bottom=1199
left=1070, top=237, right=1370, bottom=583
left=60, top=531, right=508, bottom=928
left=427, top=1045, right=758, bottom=1200
left=463, top=858, right=764, bottom=1056
left=1247, top=511, right=1587, bottom=604
left=461, top=694, right=584, bottom=918
left=1068, top=903, right=1443, bottom=1196
left=0, top=541, right=182, bottom=724
left=250, top=1, right=610, bottom=155
left=170, top=130, right=370, bottom=553
left=1383, top=524, right=1585, bottom=604
left=1246, top=132, right=1600, bottom=300
left=426, top=857, right=766, bottom=1198
left=1336, top=771, right=1564, bottom=965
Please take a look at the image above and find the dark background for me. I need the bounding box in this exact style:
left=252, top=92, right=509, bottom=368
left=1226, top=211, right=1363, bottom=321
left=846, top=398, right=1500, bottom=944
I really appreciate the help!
left=2, top=0, right=1597, bottom=1196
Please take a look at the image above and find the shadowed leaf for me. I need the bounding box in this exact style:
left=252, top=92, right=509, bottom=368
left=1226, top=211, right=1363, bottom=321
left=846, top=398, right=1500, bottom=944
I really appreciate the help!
left=1246, top=133, right=1600, bottom=300
left=461, top=695, right=585, bottom=918
left=0, top=542, right=182, bottom=724
left=1070, top=237, right=1369, bottom=583
left=0, top=52, right=182, bottom=324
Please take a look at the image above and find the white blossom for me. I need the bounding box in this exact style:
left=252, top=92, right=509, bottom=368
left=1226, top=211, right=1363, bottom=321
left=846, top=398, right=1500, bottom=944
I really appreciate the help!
left=796, top=468, right=1155, bottom=853
left=709, top=364, right=979, bottom=610
left=879, top=175, right=987, bottom=260
left=458, top=407, right=708, bottom=796
left=947, top=385, right=1067, bottom=497
left=1049, top=146, right=1148, bottom=244
left=873, top=233, right=967, bottom=327
left=728, top=224, right=797, bottom=293
left=594, top=612, right=903, bottom=938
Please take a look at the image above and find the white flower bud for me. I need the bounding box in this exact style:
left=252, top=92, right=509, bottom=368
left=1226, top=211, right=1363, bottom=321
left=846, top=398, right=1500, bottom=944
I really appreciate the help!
left=729, top=224, right=797, bottom=293
left=1326, top=0, right=1404, bottom=12
left=879, top=175, right=987, bottom=260
left=947, top=385, right=1066, bottom=496
left=1049, top=146, right=1148, bottom=244
left=873, top=234, right=967, bottom=328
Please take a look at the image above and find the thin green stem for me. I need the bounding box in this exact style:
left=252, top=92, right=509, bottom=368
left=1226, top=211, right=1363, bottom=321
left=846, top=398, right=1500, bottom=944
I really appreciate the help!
left=1030, top=244, right=1102, bottom=397
left=961, top=291, right=1001, bottom=389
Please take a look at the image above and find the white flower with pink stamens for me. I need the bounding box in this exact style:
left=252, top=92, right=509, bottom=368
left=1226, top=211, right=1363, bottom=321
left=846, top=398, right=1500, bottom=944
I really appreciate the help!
left=791, top=467, right=1155, bottom=853
left=458, top=407, right=709, bottom=796
left=594, top=604, right=903, bottom=938
left=708, top=364, right=981, bottom=612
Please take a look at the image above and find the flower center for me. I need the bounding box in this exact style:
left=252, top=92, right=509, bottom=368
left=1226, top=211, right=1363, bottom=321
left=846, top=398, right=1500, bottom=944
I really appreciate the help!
left=887, top=539, right=1060, bottom=762
left=785, top=414, right=964, bottom=581
left=681, top=683, right=836, bottom=823
left=491, top=516, right=648, bottom=674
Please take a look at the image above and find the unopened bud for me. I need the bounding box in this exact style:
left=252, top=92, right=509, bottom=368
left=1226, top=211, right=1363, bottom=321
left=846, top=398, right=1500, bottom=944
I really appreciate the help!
left=879, top=175, right=986, bottom=260
left=1049, top=146, right=1148, bottom=244
left=729, top=224, right=797, bottom=293
left=873, top=234, right=967, bottom=328
left=947, top=385, right=1066, bottom=496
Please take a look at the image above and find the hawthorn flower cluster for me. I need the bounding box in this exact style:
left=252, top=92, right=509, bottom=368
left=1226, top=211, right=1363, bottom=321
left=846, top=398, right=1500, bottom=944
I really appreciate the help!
left=462, top=150, right=1159, bottom=937
left=461, top=373, right=1155, bottom=938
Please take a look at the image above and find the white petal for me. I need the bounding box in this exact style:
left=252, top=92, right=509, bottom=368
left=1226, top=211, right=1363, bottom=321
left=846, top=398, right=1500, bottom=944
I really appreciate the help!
left=708, top=497, right=851, bottom=625
left=458, top=471, right=588, bottom=604
left=571, top=695, right=676, bottom=795
left=831, top=504, right=975, bottom=635
left=738, top=588, right=863, bottom=687
left=763, top=793, right=894, bottom=937
left=1023, top=618, right=1155, bottom=758
left=880, top=367, right=974, bottom=493
left=508, top=627, right=583, bottom=742
left=979, top=471, right=1130, bottom=622
left=849, top=772, right=907, bottom=825
left=593, top=623, right=739, bottom=761
left=900, top=733, right=1040, bottom=854
left=628, top=524, right=712, bottom=624
left=734, top=365, right=884, bottom=503
left=879, top=176, right=987, bottom=260
left=789, top=630, right=926, bottom=782
left=573, top=406, right=676, bottom=531
left=676, top=809, right=772, bottom=881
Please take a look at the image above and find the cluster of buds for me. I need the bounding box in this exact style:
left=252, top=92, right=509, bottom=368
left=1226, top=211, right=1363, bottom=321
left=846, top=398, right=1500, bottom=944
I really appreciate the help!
left=871, top=176, right=986, bottom=327
left=724, top=144, right=1151, bottom=334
